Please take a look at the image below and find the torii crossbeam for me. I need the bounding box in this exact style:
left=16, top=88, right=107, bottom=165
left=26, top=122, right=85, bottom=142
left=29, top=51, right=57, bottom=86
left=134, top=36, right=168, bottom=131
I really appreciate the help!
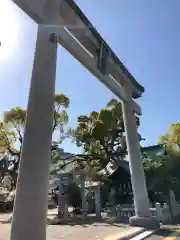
left=10, top=1, right=158, bottom=239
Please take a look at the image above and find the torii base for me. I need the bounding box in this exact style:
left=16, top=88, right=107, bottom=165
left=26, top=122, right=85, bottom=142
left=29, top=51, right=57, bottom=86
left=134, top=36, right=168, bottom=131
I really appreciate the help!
left=129, top=216, right=160, bottom=229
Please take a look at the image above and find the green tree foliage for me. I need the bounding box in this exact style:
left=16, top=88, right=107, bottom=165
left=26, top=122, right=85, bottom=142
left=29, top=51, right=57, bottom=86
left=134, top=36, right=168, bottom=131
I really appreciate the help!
left=158, top=123, right=180, bottom=153
left=72, top=98, right=140, bottom=176
left=0, top=93, right=70, bottom=187
left=53, top=94, right=69, bottom=134
left=142, top=123, right=180, bottom=204
left=143, top=152, right=180, bottom=202
left=0, top=121, right=19, bottom=154
left=0, top=108, right=26, bottom=186
left=0, top=156, right=10, bottom=185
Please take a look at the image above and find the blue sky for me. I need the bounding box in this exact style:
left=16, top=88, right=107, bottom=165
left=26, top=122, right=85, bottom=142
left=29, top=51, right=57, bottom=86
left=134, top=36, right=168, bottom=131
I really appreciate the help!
left=0, top=0, right=180, bottom=153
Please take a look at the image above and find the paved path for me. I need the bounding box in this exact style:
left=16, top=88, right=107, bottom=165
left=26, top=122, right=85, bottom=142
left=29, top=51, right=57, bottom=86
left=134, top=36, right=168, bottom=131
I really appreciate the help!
left=0, top=211, right=141, bottom=240
left=0, top=222, right=135, bottom=240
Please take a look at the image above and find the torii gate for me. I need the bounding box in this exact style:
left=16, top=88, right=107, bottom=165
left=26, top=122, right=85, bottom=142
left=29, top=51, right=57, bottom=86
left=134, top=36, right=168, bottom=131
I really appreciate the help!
left=10, top=0, right=158, bottom=239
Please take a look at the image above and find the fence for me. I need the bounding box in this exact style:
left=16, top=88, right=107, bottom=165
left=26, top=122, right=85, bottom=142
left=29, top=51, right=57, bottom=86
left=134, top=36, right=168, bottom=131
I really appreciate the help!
left=115, top=203, right=174, bottom=223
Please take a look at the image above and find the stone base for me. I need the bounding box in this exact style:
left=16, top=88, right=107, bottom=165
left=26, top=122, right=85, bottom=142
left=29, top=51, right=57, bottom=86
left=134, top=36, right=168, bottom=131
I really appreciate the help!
left=129, top=216, right=160, bottom=229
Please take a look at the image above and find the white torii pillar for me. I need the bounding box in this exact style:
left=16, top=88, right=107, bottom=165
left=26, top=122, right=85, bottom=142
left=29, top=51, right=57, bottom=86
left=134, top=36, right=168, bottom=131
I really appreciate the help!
left=10, top=0, right=158, bottom=234
left=10, top=25, right=57, bottom=240
left=122, top=87, right=158, bottom=228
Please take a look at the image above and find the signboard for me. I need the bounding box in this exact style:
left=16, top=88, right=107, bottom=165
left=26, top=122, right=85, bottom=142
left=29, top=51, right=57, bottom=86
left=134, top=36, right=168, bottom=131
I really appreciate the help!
left=97, top=41, right=109, bottom=75
left=57, top=172, right=73, bottom=184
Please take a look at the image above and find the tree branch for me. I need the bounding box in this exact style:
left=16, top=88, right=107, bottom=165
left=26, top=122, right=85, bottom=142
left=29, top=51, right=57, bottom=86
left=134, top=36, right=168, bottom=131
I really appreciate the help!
left=52, top=104, right=61, bottom=133
left=11, top=119, right=23, bottom=144
left=50, top=152, right=107, bottom=174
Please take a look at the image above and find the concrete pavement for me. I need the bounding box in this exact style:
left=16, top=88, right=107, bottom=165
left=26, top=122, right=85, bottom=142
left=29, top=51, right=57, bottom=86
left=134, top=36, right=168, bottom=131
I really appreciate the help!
left=0, top=210, right=145, bottom=240
left=0, top=222, right=144, bottom=240
left=3, top=210, right=180, bottom=240
left=143, top=227, right=180, bottom=240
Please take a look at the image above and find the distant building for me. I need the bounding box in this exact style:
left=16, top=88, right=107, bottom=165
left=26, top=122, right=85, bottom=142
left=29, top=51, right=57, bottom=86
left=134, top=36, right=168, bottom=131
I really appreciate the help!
left=49, top=144, right=166, bottom=191
left=107, top=144, right=166, bottom=204
left=142, top=144, right=166, bottom=156
left=49, top=151, right=79, bottom=190
left=109, top=144, right=166, bottom=176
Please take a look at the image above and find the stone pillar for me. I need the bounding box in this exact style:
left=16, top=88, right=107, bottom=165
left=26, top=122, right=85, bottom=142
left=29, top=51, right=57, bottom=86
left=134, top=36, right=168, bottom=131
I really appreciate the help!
left=155, top=202, right=162, bottom=222
left=10, top=25, right=57, bottom=240
left=81, top=175, right=86, bottom=219
left=95, top=186, right=101, bottom=220
left=169, top=189, right=179, bottom=216
left=58, top=183, right=65, bottom=218
left=64, top=203, right=68, bottom=220
left=122, top=87, right=159, bottom=228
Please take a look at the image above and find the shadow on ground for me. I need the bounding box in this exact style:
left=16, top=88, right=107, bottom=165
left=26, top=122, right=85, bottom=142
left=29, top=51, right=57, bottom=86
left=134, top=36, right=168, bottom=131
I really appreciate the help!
left=47, top=215, right=128, bottom=228
left=155, top=229, right=173, bottom=237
